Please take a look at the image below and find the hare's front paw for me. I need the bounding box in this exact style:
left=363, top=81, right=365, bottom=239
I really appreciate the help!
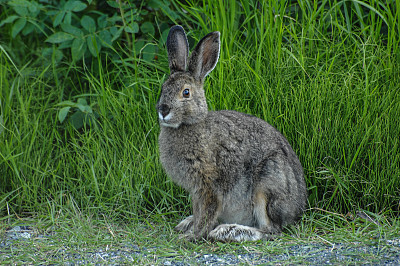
left=209, top=224, right=265, bottom=242
left=175, top=215, right=194, bottom=234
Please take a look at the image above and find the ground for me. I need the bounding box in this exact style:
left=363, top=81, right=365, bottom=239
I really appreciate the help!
left=1, top=214, right=399, bottom=265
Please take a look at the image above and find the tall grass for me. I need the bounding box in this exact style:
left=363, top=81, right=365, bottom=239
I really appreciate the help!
left=174, top=0, right=400, bottom=215
left=1, top=0, right=399, bottom=221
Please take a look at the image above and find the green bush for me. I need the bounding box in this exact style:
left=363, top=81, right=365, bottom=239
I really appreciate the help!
left=0, top=0, right=176, bottom=64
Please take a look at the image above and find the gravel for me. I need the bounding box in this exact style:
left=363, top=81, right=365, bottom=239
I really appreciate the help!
left=1, top=225, right=399, bottom=265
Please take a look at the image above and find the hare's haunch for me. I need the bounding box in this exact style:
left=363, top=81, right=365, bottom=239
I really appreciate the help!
left=157, top=25, right=307, bottom=242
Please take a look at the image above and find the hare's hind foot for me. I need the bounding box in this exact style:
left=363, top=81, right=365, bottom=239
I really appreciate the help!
left=175, top=215, right=194, bottom=234
left=208, top=224, right=269, bottom=242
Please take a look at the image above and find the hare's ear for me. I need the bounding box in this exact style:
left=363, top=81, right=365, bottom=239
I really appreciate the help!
left=188, top=31, right=220, bottom=81
left=167, top=25, right=189, bottom=74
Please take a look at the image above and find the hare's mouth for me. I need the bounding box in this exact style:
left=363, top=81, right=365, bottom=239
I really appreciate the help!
left=158, top=112, right=180, bottom=128
left=160, top=121, right=180, bottom=128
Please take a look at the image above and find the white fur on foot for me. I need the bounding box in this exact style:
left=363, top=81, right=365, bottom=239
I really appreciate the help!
left=175, top=215, right=194, bottom=233
left=208, top=224, right=265, bottom=242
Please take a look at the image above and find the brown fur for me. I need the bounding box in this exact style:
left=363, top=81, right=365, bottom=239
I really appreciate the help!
left=157, top=26, right=307, bottom=242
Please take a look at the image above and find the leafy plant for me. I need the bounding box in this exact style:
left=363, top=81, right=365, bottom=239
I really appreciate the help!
left=0, top=0, right=43, bottom=38
left=0, top=0, right=177, bottom=63
left=57, top=97, right=99, bottom=129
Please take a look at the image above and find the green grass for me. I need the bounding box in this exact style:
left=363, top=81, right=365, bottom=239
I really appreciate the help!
left=1, top=211, right=399, bottom=264
left=0, top=0, right=399, bottom=257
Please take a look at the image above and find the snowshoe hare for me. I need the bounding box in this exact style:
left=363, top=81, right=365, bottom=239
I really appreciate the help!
left=157, top=25, right=307, bottom=242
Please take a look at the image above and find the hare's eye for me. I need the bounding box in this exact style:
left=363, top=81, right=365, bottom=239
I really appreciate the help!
left=182, top=88, right=190, bottom=98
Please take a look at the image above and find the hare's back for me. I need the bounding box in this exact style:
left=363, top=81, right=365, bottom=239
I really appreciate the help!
left=207, top=110, right=289, bottom=148
left=207, top=110, right=302, bottom=172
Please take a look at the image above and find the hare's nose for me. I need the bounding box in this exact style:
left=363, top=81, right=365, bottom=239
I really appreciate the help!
left=158, top=104, right=170, bottom=118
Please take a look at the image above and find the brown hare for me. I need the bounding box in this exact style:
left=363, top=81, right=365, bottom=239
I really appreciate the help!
left=156, top=25, right=307, bottom=242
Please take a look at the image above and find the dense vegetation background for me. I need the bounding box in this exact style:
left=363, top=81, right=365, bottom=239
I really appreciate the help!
left=1, top=0, right=399, bottom=224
